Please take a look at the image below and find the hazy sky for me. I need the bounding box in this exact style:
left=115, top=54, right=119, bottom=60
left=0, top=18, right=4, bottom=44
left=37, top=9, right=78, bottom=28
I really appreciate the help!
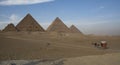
left=0, top=0, right=120, bottom=36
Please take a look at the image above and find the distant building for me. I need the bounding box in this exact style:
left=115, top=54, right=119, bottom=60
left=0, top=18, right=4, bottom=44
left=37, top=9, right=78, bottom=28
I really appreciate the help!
left=2, top=13, right=83, bottom=34
left=16, top=14, right=45, bottom=32
left=70, top=25, right=83, bottom=34
left=47, top=17, right=70, bottom=33
left=2, top=23, right=17, bottom=32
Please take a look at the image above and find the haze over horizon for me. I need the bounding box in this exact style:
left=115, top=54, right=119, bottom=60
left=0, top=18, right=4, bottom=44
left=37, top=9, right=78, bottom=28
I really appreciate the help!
left=0, top=0, right=120, bottom=36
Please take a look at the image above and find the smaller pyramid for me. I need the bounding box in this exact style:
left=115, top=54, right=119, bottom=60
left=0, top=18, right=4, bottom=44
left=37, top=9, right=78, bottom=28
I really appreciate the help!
left=47, top=17, right=70, bottom=33
left=70, top=25, right=82, bottom=33
left=16, top=13, right=45, bottom=31
left=2, top=23, right=17, bottom=32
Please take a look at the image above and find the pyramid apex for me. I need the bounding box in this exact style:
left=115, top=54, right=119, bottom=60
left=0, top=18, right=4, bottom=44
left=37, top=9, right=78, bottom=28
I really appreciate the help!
left=26, top=13, right=32, bottom=16
left=70, top=25, right=78, bottom=29
left=54, top=17, right=63, bottom=23
left=71, top=24, right=75, bottom=27
left=9, top=23, right=14, bottom=25
left=55, top=17, right=61, bottom=20
left=56, top=17, right=60, bottom=19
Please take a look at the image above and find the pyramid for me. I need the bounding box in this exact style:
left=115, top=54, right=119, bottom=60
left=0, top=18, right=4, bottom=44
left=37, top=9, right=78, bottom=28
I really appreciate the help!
left=47, top=17, right=70, bottom=33
left=2, top=23, right=17, bottom=32
left=70, top=25, right=82, bottom=33
left=16, top=14, right=45, bottom=31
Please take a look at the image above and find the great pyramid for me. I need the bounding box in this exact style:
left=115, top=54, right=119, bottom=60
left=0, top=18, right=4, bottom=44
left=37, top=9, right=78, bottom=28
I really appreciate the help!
left=16, top=14, right=45, bottom=31
left=2, top=23, right=17, bottom=32
left=47, top=17, right=70, bottom=33
left=70, top=25, right=82, bottom=33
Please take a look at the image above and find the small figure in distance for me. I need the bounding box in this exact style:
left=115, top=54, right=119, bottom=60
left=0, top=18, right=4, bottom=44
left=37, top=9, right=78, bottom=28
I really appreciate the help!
left=46, top=42, right=50, bottom=47
left=92, top=42, right=100, bottom=48
left=92, top=42, right=97, bottom=47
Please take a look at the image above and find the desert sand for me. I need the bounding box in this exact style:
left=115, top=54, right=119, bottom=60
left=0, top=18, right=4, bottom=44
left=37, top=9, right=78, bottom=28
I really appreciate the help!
left=0, top=32, right=120, bottom=65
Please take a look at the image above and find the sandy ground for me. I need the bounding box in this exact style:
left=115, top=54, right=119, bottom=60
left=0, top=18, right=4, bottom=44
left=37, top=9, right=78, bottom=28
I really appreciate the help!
left=64, top=53, right=120, bottom=65
left=0, top=32, right=120, bottom=65
left=0, top=53, right=120, bottom=65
